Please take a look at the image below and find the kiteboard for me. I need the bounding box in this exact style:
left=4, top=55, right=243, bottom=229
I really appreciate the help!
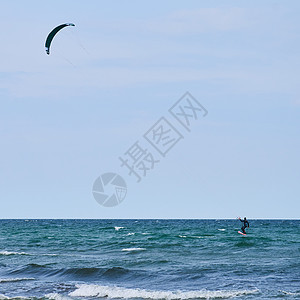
left=238, top=231, right=247, bottom=236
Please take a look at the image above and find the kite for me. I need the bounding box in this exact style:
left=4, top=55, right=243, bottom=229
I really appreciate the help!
left=45, top=23, right=75, bottom=55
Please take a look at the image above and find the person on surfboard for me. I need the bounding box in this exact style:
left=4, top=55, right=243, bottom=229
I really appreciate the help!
left=238, top=217, right=249, bottom=234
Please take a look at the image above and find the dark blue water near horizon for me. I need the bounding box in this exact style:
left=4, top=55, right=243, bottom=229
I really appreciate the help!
left=0, top=219, right=299, bottom=299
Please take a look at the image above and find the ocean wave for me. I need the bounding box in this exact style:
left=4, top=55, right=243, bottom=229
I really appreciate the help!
left=102, top=267, right=129, bottom=277
left=45, top=293, right=73, bottom=300
left=178, top=235, right=205, bottom=239
left=0, top=277, right=35, bottom=283
left=60, top=267, right=102, bottom=277
left=0, top=251, right=29, bottom=256
left=61, top=266, right=130, bottom=278
left=121, top=248, right=146, bottom=252
left=0, top=251, right=56, bottom=257
left=8, top=265, right=131, bottom=279
left=0, top=296, right=30, bottom=300
left=280, top=290, right=300, bottom=296
left=9, top=263, right=51, bottom=276
left=114, top=227, right=124, bottom=231
left=69, top=284, right=259, bottom=299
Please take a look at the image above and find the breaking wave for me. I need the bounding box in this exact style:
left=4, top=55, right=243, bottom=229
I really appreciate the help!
left=69, top=284, right=259, bottom=299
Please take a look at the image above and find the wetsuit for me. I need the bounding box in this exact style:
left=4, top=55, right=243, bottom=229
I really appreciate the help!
left=240, top=219, right=249, bottom=234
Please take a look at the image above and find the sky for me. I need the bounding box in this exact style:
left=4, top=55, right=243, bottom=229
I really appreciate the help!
left=0, top=0, right=299, bottom=219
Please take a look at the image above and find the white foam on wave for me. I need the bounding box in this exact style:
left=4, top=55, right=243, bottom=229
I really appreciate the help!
left=280, top=290, right=300, bottom=296
left=218, top=229, right=226, bottom=231
left=69, top=284, right=259, bottom=299
left=0, top=296, right=29, bottom=300
left=127, top=233, right=135, bottom=236
left=45, top=293, right=73, bottom=300
left=0, top=251, right=57, bottom=257
left=0, top=277, right=35, bottom=283
left=179, top=235, right=204, bottom=239
left=121, top=248, right=146, bottom=252
left=114, top=227, right=124, bottom=231
left=0, top=251, right=29, bottom=256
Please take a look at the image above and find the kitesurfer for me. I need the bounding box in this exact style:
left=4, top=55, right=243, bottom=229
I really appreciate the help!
left=238, top=217, right=249, bottom=234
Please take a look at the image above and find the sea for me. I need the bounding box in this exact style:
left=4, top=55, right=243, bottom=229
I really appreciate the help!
left=0, top=219, right=299, bottom=299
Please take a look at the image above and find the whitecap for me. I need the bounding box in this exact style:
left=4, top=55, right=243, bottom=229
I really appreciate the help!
left=218, top=229, right=226, bottom=231
left=0, top=296, right=30, bottom=300
left=280, top=290, right=300, bottom=296
left=0, top=251, right=29, bottom=256
left=0, top=251, right=57, bottom=257
left=121, top=248, right=146, bottom=252
left=0, top=278, right=35, bottom=283
left=45, top=293, right=73, bottom=300
left=114, top=227, right=124, bottom=231
left=127, top=233, right=135, bottom=236
left=179, top=235, right=204, bottom=239
left=69, top=284, right=259, bottom=299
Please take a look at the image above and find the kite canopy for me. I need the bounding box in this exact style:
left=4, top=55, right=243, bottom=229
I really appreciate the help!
left=45, top=23, right=75, bottom=55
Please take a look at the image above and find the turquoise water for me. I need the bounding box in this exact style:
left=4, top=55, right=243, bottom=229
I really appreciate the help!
left=0, top=219, right=299, bottom=299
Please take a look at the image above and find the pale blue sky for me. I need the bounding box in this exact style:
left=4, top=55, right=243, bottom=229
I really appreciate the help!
left=0, top=0, right=299, bottom=218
